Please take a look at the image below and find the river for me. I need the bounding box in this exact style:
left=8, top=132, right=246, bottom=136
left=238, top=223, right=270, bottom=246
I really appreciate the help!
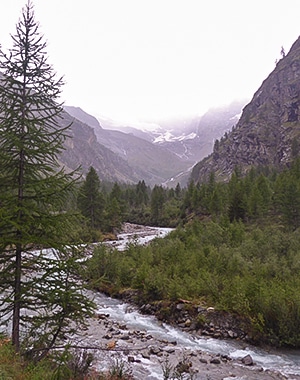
left=78, top=224, right=300, bottom=379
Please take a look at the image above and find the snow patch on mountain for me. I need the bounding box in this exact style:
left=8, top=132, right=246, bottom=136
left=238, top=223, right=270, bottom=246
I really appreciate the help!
left=153, top=131, right=197, bottom=144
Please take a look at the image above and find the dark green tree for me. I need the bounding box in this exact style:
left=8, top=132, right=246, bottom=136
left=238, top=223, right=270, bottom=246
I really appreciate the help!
left=0, top=1, right=94, bottom=356
left=150, top=185, right=165, bottom=225
left=136, top=180, right=149, bottom=206
left=104, top=183, right=126, bottom=232
left=175, top=183, right=182, bottom=199
left=77, top=166, right=104, bottom=229
left=274, top=172, right=300, bottom=229
left=227, top=171, right=247, bottom=222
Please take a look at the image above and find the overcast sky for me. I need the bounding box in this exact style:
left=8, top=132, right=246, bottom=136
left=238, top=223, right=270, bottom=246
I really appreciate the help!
left=1, top=0, right=300, bottom=123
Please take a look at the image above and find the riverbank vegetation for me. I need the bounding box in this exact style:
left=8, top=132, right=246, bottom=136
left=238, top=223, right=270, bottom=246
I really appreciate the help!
left=84, top=160, right=300, bottom=348
left=2, top=4, right=300, bottom=377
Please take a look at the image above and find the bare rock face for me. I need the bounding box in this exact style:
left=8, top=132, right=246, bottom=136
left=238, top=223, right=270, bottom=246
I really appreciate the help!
left=191, top=36, right=300, bottom=183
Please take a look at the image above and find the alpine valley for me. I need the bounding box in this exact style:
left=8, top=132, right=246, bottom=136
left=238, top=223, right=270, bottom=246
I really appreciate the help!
left=58, top=35, right=300, bottom=188
left=60, top=100, right=244, bottom=187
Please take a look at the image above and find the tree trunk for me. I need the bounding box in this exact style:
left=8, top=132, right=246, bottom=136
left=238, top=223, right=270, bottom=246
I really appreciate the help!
left=12, top=245, right=22, bottom=351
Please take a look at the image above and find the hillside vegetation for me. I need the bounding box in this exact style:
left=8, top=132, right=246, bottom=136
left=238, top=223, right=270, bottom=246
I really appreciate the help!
left=83, top=160, right=300, bottom=347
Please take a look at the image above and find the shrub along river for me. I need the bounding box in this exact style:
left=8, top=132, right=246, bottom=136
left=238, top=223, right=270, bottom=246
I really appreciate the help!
left=3, top=224, right=300, bottom=379
left=77, top=225, right=300, bottom=379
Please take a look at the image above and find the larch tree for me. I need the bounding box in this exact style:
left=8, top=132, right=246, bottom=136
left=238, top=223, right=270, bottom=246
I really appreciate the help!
left=0, top=1, right=94, bottom=357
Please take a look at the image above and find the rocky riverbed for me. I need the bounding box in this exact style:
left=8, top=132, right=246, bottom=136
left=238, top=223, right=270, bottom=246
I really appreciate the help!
left=80, top=303, right=299, bottom=380
left=79, top=224, right=300, bottom=379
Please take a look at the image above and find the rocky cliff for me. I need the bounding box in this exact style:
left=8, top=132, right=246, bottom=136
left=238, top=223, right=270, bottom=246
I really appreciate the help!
left=191, top=35, right=300, bottom=183
left=58, top=111, right=141, bottom=183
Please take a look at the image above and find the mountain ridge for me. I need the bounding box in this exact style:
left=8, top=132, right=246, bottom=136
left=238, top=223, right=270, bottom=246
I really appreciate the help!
left=63, top=101, right=246, bottom=187
left=191, top=35, right=300, bottom=183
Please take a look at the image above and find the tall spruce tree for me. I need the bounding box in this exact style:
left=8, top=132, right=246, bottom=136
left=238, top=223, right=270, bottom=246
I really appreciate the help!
left=0, top=1, right=94, bottom=357
left=77, top=166, right=104, bottom=229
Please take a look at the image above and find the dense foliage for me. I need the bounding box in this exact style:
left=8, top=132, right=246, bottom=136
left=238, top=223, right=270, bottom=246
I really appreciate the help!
left=76, top=173, right=183, bottom=241
left=0, top=1, right=94, bottom=358
left=83, top=161, right=300, bottom=347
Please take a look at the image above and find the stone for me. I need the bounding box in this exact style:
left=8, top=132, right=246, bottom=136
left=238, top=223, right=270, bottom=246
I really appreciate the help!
left=227, top=330, right=237, bottom=338
left=106, top=340, right=116, bottom=349
left=96, top=313, right=109, bottom=319
left=141, top=352, right=150, bottom=360
left=210, top=357, right=221, bottom=364
left=120, top=334, right=130, bottom=340
left=164, top=347, right=175, bottom=354
left=103, top=333, right=112, bottom=339
left=242, top=354, right=254, bottom=366
left=149, top=346, right=161, bottom=355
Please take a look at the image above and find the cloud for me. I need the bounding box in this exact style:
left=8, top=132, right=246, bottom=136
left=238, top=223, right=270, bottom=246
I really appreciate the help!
left=1, top=0, right=300, bottom=122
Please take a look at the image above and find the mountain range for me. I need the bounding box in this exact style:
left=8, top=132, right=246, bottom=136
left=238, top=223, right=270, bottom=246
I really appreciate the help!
left=61, top=100, right=245, bottom=186
left=3, top=33, right=300, bottom=187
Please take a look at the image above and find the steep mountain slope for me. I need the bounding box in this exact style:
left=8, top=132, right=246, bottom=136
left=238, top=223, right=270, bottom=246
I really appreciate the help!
left=0, top=74, right=139, bottom=184
left=65, top=106, right=192, bottom=186
left=58, top=111, right=141, bottom=183
left=191, top=36, right=300, bottom=183
left=152, top=101, right=245, bottom=164
left=95, top=102, right=245, bottom=163
left=64, top=105, right=102, bottom=130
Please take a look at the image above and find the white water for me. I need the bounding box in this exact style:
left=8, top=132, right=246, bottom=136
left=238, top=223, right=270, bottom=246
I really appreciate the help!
left=91, top=292, right=300, bottom=378
left=3, top=225, right=299, bottom=378
left=87, top=226, right=300, bottom=378
left=101, top=225, right=174, bottom=251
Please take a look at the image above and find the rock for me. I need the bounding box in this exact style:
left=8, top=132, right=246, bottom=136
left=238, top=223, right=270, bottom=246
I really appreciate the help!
left=106, top=340, right=116, bottom=349
left=227, top=330, right=237, bottom=338
left=96, top=313, right=110, bottom=319
left=191, top=36, right=300, bottom=183
left=141, top=352, right=150, bottom=360
left=149, top=345, right=162, bottom=355
left=210, top=357, right=221, bottom=364
left=175, top=360, right=192, bottom=374
left=103, top=333, right=112, bottom=339
left=242, top=354, right=254, bottom=366
left=164, top=347, right=175, bottom=354
left=120, top=334, right=131, bottom=340
left=221, top=354, right=232, bottom=361
left=200, top=358, right=208, bottom=363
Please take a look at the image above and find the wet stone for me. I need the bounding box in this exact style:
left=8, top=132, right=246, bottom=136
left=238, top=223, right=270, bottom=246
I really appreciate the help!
left=210, top=357, right=221, bottom=364
left=242, top=354, right=254, bottom=366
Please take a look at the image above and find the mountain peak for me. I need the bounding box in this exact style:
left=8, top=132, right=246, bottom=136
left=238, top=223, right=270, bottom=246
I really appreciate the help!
left=191, top=35, right=300, bottom=183
left=64, top=106, right=102, bottom=130
left=289, top=35, right=300, bottom=53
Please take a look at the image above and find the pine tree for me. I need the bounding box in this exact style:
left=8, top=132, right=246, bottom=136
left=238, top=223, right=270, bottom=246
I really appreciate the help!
left=104, top=183, right=125, bottom=232
left=77, top=166, right=104, bottom=229
left=0, top=1, right=94, bottom=357
left=150, top=185, right=165, bottom=224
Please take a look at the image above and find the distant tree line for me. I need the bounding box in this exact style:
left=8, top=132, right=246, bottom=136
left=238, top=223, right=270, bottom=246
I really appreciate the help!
left=76, top=158, right=300, bottom=242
